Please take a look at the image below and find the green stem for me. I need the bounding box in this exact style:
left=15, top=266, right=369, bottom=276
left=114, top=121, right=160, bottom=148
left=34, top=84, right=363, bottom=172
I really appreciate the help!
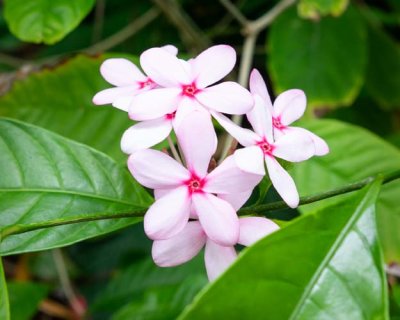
left=0, top=209, right=146, bottom=240
left=239, top=169, right=400, bottom=215
left=1, top=170, right=400, bottom=240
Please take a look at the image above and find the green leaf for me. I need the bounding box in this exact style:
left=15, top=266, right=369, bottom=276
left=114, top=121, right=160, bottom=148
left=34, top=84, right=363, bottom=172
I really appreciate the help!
left=298, top=0, right=349, bottom=19
left=8, top=282, right=49, bottom=320
left=365, top=26, right=400, bottom=110
left=91, top=257, right=205, bottom=315
left=0, top=55, right=135, bottom=162
left=113, top=275, right=207, bottom=320
left=0, top=259, right=10, bottom=320
left=3, top=0, right=95, bottom=44
left=290, top=119, right=400, bottom=263
left=0, top=118, right=151, bottom=255
left=268, top=6, right=367, bottom=110
left=180, top=180, right=388, bottom=319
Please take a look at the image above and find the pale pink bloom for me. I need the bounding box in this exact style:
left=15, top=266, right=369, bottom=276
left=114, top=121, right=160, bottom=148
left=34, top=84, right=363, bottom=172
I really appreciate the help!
left=92, top=45, right=178, bottom=111
left=152, top=217, right=279, bottom=281
left=128, top=45, right=254, bottom=123
left=212, top=96, right=315, bottom=208
left=127, top=111, right=261, bottom=245
left=249, top=69, right=329, bottom=156
left=120, top=112, right=176, bottom=154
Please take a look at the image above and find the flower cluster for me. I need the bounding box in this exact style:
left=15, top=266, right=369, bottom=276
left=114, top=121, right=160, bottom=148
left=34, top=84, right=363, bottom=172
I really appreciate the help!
left=93, top=44, right=328, bottom=281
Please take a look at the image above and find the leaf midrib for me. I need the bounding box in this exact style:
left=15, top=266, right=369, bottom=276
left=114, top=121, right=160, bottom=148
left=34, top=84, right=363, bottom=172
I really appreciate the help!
left=289, top=188, right=374, bottom=320
left=0, top=188, right=142, bottom=207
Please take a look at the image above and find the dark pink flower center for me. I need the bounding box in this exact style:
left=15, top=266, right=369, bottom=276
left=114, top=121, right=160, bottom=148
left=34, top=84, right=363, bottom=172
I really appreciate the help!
left=182, top=83, right=199, bottom=97
left=257, top=139, right=275, bottom=157
left=139, top=78, right=155, bottom=89
left=185, top=173, right=205, bottom=194
left=272, top=117, right=286, bottom=130
left=165, top=112, right=176, bottom=120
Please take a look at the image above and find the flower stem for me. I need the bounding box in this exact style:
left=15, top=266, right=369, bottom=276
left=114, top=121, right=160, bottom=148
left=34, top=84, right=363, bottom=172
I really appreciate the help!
left=168, top=135, right=183, bottom=164
left=1, top=170, right=399, bottom=241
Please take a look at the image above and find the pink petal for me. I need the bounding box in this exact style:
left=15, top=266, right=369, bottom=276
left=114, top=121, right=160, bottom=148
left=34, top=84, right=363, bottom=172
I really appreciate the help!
left=129, top=88, right=181, bottom=121
left=288, top=127, right=329, bottom=156
left=192, top=45, right=236, bottom=88
left=112, top=96, right=134, bottom=111
left=273, top=131, right=314, bottom=162
left=128, top=149, right=189, bottom=189
left=246, top=95, right=273, bottom=141
left=192, top=193, right=239, bottom=246
left=211, top=111, right=259, bottom=147
left=218, top=190, right=253, bottom=211
left=204, top=155, right=262, bottom=194
left=140, top=48, right=191, bottom=87
left=152, top=221, right=206, bottom=267
left=92, top=86, right=138, bottom=108
left=205, top=239, right=237, bottom=281
left=121, top=118, right=172, bottom=154
left=161, top=44, right=178, bottom=56
left=100, top=59, right=146, bottom=86
left=196, top=82, right=254, bottom=115
left=176, top=111, right=217, bottom=177
left=144, top=186, right=191, bottom=239
left=154, top=189, right=172, bottom=200
left=233, top=146, right=265, bottom=176
left=265, top=156, right=299, bottom=208
left=274, top=89, right=306, bottom=125
left=238, top=217, right=279, bottom=246
left=173, top=98, right=208, bottom=130
left=249, top=69, right=272, bottom=104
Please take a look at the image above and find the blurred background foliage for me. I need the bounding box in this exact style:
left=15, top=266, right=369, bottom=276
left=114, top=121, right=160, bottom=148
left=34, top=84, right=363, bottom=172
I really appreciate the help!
left=0, top=0, right=399, bottom=319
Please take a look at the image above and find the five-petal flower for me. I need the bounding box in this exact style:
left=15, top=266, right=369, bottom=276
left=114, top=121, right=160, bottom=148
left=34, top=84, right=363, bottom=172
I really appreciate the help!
left=128, top=111, right=261, bottom=245
left=129, top=45, right=254, bottom=124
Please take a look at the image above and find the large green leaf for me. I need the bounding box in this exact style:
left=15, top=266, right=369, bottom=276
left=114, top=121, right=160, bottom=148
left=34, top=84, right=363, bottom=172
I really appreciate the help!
left=0, top=118, right=151, bottom=255
left=113, top=275, right=206, bottom=320
left=180, top=180, right=388, bottom=319
left=365, top=26, right=400, bottom=110
left=0, top=259, right=10, bottom=320
left=0, top=55, right=134, bottom=163
left=91, top=257, right=205, bottom=315
left=8, top=282, right=49, bottom=320
left=268, top=6, right=367, bottom=110
left=290, top=119, right=400, bottom=263
left=3, top=0, right=95, bottom=44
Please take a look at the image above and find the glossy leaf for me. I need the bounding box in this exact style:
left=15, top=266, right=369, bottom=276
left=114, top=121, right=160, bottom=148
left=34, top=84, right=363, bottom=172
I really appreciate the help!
left=0, top=55, right=135, bottom=163
left=366, top=26, right=400, bottom=110
left=297, top=0, right=349, bottom=19
left=91, top=257, right=205, bottom=315
left=290, top=119, right=400, bottom=263
left=268, top=6, right=367, bottom=109
left=0, top=259, right=10, bottom=320
left=180, top=180, right=388, bottom=319
left=3, top=0, right=95, bottom=44
left=0, top=118, right=151, bottom=255
left=113, top=275, right=206, bottom=320
left=8, top=282, right=49, bottom=320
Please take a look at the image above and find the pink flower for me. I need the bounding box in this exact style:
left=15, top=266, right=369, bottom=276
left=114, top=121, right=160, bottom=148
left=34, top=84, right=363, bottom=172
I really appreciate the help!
left=152, top=217, right=279, bottom=281
left=212, top=94, right=315, bottom=208
left=92, top=45, right=178, bottom=111
left=120, top=113, right=176, bottom=154
left=128, top=45, right=254, bottom=123
left=249, top=69, right=329, bottom=156
left=127, top=111, right=261, bottom=245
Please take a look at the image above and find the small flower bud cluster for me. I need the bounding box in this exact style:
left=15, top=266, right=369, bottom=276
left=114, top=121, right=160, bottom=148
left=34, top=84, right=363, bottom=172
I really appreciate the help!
left=93, top=44, right=328, bottom=281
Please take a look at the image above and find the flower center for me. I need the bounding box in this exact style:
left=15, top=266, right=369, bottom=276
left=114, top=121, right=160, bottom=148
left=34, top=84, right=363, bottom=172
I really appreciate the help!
left=182, top=83, right=199, bottom=97
left=139, top=78, right=154, bottom=89
left=165, top=112, right=176, bottom=120
left=185, top=173, right=205, bottom=194
left=257, top=140, right=275, bottom=156
left=272, top=117, right=286, bottom=130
